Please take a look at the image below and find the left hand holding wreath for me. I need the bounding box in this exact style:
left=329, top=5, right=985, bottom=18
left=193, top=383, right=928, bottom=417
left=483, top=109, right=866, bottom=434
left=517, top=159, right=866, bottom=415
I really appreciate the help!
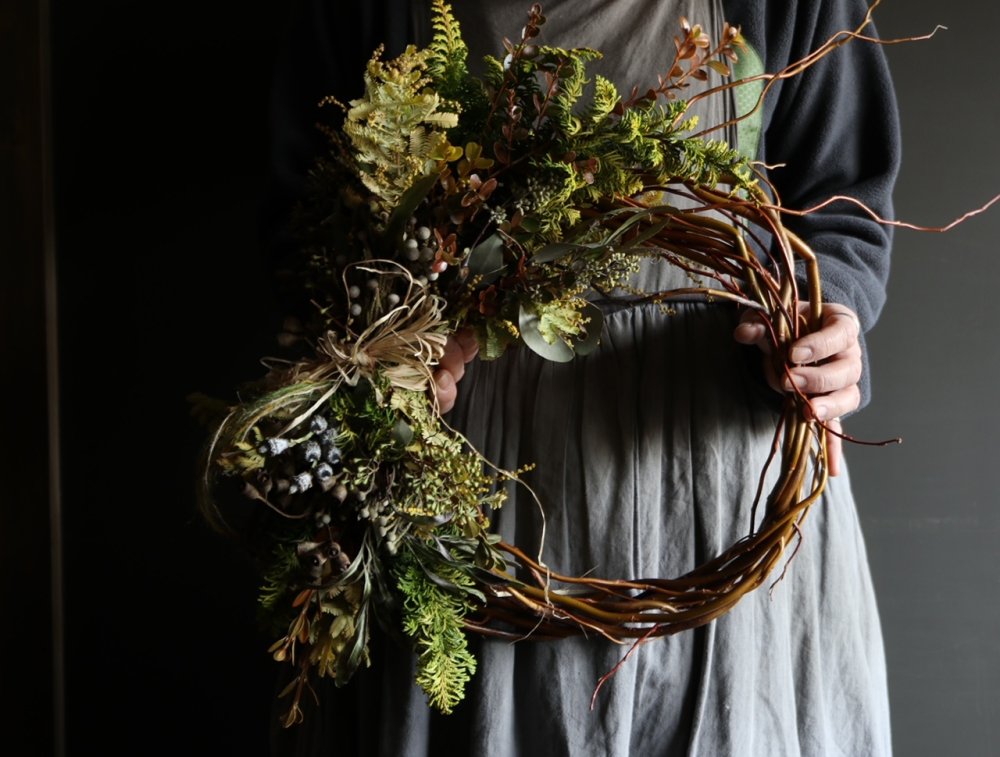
left=434, top=328, right=480, bottom=413
left=733, top=302, right=864, bottom=477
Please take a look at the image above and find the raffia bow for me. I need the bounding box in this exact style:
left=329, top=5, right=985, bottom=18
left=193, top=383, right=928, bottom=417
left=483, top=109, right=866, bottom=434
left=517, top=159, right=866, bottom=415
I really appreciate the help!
left=312, top=262, right=448, bottom=395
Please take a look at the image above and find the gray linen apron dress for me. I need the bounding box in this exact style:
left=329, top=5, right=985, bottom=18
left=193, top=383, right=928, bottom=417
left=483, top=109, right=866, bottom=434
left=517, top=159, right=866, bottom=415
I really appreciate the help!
left=272, top=2, right=892, bottom=754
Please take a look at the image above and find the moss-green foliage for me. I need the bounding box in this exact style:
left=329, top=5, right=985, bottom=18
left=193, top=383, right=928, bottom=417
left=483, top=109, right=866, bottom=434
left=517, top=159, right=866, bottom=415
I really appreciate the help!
left=542, top=46, right=602, bottom=138
left=477, top=43, right=753, bottom=220
left=535, top=296, right=588, bottom=346
left=475, top=317, right=520, bottom=361
left=395, top=551, right=478, bottom=714
left=390, top=389, right=506, bottom=528
left=425, top=0, right=489, bottom=128
left=343, top=44, right=459, bottom=212
left=310, top=581, right=368, bottom=682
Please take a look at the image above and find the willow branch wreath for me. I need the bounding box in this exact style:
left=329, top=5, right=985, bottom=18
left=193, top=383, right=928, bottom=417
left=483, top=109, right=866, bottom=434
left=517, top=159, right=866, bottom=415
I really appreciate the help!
left=194, top=0, right=952, bottom=724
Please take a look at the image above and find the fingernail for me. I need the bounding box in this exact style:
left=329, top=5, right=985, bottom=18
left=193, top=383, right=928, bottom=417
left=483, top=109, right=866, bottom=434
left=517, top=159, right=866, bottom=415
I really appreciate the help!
left=813, top=403, right=829, bottom=421
left=734, top=324, right=761, bottom=344
left=785, top=374, right=807, bottom=391
left=790, top=346, right=813, bottom=364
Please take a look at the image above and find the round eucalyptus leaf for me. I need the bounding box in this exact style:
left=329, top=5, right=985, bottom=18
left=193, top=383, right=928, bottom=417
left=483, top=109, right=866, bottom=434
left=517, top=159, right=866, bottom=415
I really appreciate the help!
left=466, top=233, right=506, bottom=284
left=571, top=301, right=604, bottom=356
left=518, top=304, right=577, bottom=363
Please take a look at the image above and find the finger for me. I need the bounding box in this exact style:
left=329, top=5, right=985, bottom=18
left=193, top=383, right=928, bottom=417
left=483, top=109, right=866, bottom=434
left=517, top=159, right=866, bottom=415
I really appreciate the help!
left=826, top=418, right=843, bottom=477
left=439, top=338, right=467, bottom=384
left=733, top=310, right=772, bottom=353
left=434, top=369, right=457, bottom=414
left=789, top=307, right=860, bottom=364
left=806, top=384, right=861, bottom=422
left=453, top=327, right=480, bottom=363
left=784, top=354, right=862, bottom=395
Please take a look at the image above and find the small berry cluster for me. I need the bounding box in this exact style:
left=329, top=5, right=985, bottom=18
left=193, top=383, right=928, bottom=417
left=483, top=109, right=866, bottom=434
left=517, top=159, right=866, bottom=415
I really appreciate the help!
left=257, top=413, right=344, bottom=497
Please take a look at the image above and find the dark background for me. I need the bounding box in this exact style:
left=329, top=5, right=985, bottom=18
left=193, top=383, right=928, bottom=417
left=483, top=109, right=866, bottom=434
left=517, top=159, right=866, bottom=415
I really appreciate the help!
left=7, top=0, right=997, bottom=754
left=850, top=3, right=1000, bottom=754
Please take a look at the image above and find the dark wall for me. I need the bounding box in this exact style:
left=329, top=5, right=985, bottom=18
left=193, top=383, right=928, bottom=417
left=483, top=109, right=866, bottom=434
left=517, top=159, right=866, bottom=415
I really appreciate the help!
left=49, top=2, right=999, bottom=756
left=53, top=2, right=290, bottom=754
left=849, top=3, right=1000, bottom=756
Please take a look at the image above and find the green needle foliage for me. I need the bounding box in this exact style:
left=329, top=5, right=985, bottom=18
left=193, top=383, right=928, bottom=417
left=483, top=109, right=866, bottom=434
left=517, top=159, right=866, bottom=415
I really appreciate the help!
left=396, top=550, right=479, bottom=714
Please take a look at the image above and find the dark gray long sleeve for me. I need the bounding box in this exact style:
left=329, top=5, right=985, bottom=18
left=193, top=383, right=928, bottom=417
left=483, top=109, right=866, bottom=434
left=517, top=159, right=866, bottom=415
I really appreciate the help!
left=725, top=0, right=901, bottom=410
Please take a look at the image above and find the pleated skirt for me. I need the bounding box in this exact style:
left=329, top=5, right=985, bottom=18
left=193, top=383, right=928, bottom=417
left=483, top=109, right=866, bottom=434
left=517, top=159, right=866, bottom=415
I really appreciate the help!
left=272, top=292, right=892, bottom=757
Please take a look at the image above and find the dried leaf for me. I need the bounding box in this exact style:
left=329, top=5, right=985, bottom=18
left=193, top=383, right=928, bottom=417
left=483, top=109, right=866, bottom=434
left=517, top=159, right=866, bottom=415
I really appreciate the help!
left=706, top=60, right=731, bottom=77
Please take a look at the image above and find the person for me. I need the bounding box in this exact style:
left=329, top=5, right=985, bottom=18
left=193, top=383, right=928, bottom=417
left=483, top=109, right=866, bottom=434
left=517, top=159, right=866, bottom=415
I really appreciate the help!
left=264, top=1, right=899, bottom=754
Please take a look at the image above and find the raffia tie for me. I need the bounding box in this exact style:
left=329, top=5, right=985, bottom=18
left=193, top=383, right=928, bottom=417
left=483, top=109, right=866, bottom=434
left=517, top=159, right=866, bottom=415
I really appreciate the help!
left=303, top=260, right=449, bottom=392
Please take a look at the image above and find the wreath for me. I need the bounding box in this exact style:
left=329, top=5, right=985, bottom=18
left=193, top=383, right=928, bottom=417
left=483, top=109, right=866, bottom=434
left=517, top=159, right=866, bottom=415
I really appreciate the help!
left=196, top=0, right=902, bottom=725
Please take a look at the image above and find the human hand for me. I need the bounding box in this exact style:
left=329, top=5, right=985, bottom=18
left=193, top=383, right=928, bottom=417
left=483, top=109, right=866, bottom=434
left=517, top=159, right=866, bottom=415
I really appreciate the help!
left=433, top=328, right=480, bottom=413
left=733, top=302, right=863, bottom=477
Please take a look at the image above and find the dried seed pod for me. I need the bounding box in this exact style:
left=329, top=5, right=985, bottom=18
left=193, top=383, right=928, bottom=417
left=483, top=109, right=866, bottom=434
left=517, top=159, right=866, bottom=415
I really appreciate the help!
left=292, top=471, right=313, bottom=492
left=258, top=437, right=291, bottom=457
left=300, top=440, right=322, bottom=465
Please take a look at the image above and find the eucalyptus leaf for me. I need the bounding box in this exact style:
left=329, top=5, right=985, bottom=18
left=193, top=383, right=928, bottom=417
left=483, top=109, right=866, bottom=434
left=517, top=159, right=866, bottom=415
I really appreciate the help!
left=518, top=304, right=576, bottom=362
left=518, top=215, right=541, bottom=233
left=466, top=233, right=506, bottom=284
left=460, top=584, right=487, bottom=604
left=422, top=565, right=488, bottom=603
left=531, top=242, right=585, bottom=264
left=615, top=218, right=673, bottom=252
left=571, top=301, right=604, bottom=356
left=384, top=173, right=439, bottom=251
left=518, top=301, right=605, bottom=362
left=420, top=564, right=467, bottom=594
